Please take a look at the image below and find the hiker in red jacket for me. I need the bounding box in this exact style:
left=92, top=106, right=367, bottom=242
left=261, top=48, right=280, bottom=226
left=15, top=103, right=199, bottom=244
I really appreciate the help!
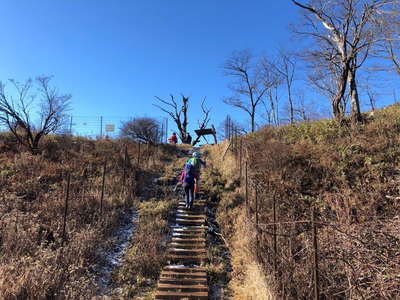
left=168, top=132, right=178, bottom=144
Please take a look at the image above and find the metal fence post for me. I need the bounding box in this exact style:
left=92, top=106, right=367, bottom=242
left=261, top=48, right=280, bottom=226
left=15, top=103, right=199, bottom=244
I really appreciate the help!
left=152, top=144, right=157, bottom=166
left=100, top=159, right=107, bottom=216
left=62, top=173, right=71, bottom=246
left=146, top=143, right=150, bottom=168
left=255, top=186, right=259, bottom=258
left=123, top=145, right=128, bottom=186
left=100, top=116, right=103, bottom=138
left=137, top=142, right=141, bottom=166
left=239, top=138, right=243, bottom=181
left=312, top=206, right=320, bottom=300
left=273, top=191, right=277, bottom=275
left=15, top=211, right=18, bottom=234
left=245, top=161, right=248, bottom=215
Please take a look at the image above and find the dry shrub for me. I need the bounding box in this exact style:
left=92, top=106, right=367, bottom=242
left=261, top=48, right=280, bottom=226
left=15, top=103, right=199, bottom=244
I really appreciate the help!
left=0, top=135, right=171, bottom=298
left=206, top=103, right=400, bottom=299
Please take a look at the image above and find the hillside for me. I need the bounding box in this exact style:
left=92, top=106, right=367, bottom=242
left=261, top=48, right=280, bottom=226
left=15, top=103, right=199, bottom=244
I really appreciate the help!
left=202, top=104, right=400, bottom=299
left=0, top=134, right=181, bottom=298
left=1, top=104, right=400, bottom=299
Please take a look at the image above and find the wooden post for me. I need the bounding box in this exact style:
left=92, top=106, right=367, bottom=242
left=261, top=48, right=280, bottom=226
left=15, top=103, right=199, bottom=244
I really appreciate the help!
left=312, top=206, right=320, bottom=300
left=62, top=173, right=71, bottom=246
left=100, top=159, right=107, bottom=215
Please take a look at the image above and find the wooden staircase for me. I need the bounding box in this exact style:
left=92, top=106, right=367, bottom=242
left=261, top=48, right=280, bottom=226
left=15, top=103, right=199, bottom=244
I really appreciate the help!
left=155, top=199, right=209, bottom=300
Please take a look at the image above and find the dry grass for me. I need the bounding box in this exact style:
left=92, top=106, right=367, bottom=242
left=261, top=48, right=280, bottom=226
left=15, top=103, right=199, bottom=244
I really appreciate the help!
left=112, top=199, right=176, bottom=299
left=203, top=104, right=400, bottom=299
left=201, top=159, right=276, bottom=299
left=228, top=210, right=275, bottom=300
left=0, top=133, right=178, bottom=299
left=111, top=144, right=191, bottom=299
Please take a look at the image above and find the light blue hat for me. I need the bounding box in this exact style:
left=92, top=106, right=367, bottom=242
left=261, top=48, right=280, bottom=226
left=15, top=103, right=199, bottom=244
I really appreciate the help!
left=192, top=152, right=201, bottom=158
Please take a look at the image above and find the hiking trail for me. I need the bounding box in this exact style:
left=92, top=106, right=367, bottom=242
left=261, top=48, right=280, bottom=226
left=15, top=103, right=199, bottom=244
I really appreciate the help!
left=154, top=193, right=209, bottom=300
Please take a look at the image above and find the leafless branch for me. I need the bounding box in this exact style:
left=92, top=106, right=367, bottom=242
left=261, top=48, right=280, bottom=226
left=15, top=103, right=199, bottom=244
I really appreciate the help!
left=0, top=76, right=71, bottom=153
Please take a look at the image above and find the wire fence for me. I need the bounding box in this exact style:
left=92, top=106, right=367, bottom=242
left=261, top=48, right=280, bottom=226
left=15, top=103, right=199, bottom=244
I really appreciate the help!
left=225, top=134, right=400, bottom=300
left=58, top=141, right=165, bottom=246
left=65, top=115, right=169, bottom=141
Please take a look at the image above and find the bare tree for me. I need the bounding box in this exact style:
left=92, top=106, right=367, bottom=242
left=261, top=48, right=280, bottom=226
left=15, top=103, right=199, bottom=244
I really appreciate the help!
left=191, top=99, right=211, bottom=146
left=366, top=83, right=378, bottom=110
left=292, top=0, right=395, bottom=123
left=373, top=4, right=400, bottom=75
left=294, top=89, right=313, bottom=121
left=0, top=76, right=70, bottom=154
left=154, top=94, right=211, bottom=144
left=263, top=86, right=280, bottom=126
left=223, top=50, right=280, bottom=132
left=272, top=50, right=297, bottom=124
left=307, top=58, right=350, bottom=117
left=154, top=94, right=189, bottom=142
left=120, top=117, right=160, bottom=144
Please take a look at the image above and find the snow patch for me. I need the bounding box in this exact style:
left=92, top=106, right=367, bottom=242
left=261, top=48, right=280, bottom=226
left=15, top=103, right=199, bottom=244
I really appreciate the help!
left=95, top=208, right=138, bottom=295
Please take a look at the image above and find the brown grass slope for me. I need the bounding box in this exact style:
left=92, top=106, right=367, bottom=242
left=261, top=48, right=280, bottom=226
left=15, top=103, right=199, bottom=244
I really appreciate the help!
left=0, top=134, right=178, bottom=299
left=203, top=104, right=400, bottom=299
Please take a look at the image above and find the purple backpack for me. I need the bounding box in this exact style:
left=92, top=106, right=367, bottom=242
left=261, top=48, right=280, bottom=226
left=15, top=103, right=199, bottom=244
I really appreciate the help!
left=184, top=163, right=195, bottom=184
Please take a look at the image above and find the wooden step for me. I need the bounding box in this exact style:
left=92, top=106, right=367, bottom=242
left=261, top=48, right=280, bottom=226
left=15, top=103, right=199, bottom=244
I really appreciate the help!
left=172, top=227, right=207, bottom=233
left=176, top=217, right=205, bottom=222
left=172, top=229, right=206, bottom=235
left=171, top=238, right=206, bottom=244
left=158, top=283, right=208, bottom=292
left=176, top=209, right=206, bottom=215
left=176, top=214, right=206, bottom=219
left=177, top=206, right=205, bottom=212
left=161, top=271, right=207, bottom=278
left=178, top=205, right=206, bottom=209
left=168, top=242, right=206, bottom=249
left=177, top=209, right=205, bottom=214
left=173, top=229, right=204, bottom=233
left=176, top=220, right=205, bottom=226
left=159, top=277, right=208, bottom=285
left=168, top=248, right=207, bottom=256
left=172, top=233, right=204, bottom=239
left=167, top=254, right=207, bottom=263
left=163, top=266, right=207, bottom=273
left=178, top=205, right=206, bottom=210
left=155, top=290, right=208, bottom=300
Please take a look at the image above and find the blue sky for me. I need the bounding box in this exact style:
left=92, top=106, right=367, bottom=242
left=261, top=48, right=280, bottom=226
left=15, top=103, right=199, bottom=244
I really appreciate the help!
left=0, top=1, right=398, bottom=138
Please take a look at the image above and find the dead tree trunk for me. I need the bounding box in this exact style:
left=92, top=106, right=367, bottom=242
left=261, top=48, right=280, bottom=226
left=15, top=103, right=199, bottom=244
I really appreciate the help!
left=348, top=66, right=362, bottom=123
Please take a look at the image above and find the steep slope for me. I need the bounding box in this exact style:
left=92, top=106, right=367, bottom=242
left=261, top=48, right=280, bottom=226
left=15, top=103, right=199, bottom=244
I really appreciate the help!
left=203, top=104, right=400, bottom=299
left=0, top=134, right=180, bottom=298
